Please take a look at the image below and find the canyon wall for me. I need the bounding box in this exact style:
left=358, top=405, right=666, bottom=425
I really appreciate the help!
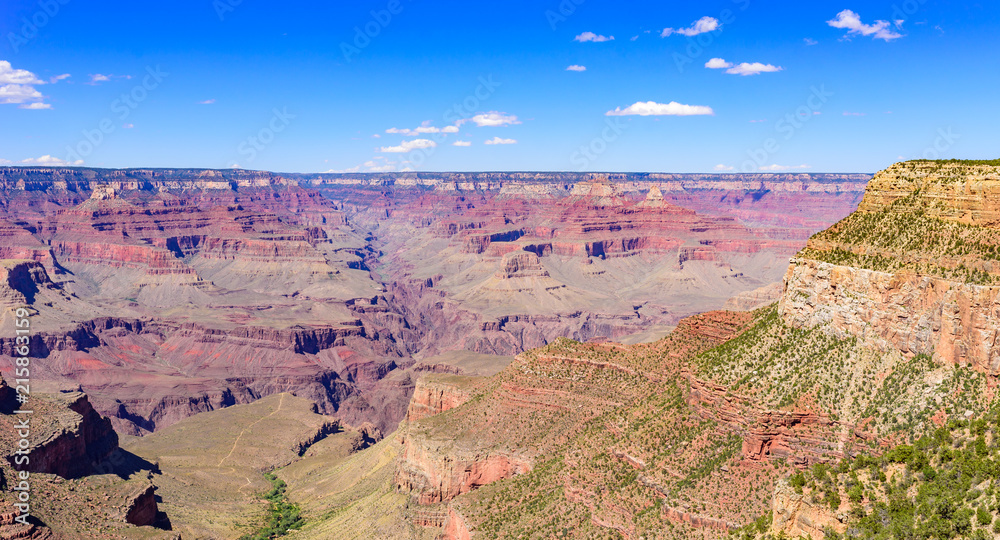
left=780, top=258, right=1000, bottom=377
left=0, top=167, right=866, bottom=438
left=779, top=161, right=1000, bottom=378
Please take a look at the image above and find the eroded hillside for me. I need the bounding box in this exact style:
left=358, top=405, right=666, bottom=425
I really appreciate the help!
left=294, top=160, right=1000, bottom=539
left=0, top=167, right=864, bottom=440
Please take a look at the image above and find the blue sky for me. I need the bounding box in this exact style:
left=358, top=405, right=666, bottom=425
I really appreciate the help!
left=1, top=0, right=997, bottom=173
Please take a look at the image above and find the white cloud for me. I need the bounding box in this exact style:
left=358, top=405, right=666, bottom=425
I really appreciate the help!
left=88, top=74, right=110, bottom=84
left=707, top=58, right=783, bottom=75
left=20, top=155, right=83, bottom=166
left=606, top=101, right=714, bottom=116
left=713, top=164, right=735, bottom=171
left=199, top=99, right=216, bottom=105
left=705, top=58, right=732, bottom=69
left=0, top=61, right=50, bottom=109
left=804, top=38, right=818, bottom=46
left=0, top=159, right=11, bottom=165
left=380, top=139, right=437, bottom=153
left=574, top=32, right=614, bottom=42
left=484, top=137, right=516, bottom=145
left=758, top=164, right=810, bottom=171
left=843, top=111, right=866, bottom=116
left=470, top=111, right=521, bottom=127
left=1, top=84, right=44, bottom=106
left=421, top=125, right=459, bottom=134
left=453, top=140, right=472, bottom=147
left=123, top=123, right=134, bottom=128
left=0, top=61, right=44, bottom=85
left=566, top=65, right=587, bottom=72
left=662, top=16, right=719, bottom=37
left=49, top=73, right=71, bottom=83
left=827, top=10, right=903, bottom=41
left=385, top=123, right=461, bottom=136
left=724, top=62, right=783, bottom=76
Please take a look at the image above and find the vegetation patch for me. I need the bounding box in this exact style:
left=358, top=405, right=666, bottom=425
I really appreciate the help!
left=803, top=191, right=1000, bottom=284
left=239, top=472, right=305, bottom=540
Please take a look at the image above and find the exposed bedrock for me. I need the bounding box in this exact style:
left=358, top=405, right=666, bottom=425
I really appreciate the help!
left=0, top=261, right=53, bottom=305
left=394, top=434, right=531, bottom=505
left=440, top=508, right=472, bottom=540
left=780, top=258, right=1000, bottom=378
left=683, top=370, right=879, bottom=465
left=124, top=485, right=160, bottom=527
left=14, top=392, right=119, bottom=479
left=769, top=478, right=846, bottom=540
left=779, top=162, right=1000, bottom=379
left=405, top=377, right=472, bottom=422
left=387, top=279, right=650, bottom=357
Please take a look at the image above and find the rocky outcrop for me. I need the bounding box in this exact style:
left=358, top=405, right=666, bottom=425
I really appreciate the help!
left=854, top=161, right=1000, bottom=226
left=779, top=258, right=1000, bottom=377
left=16, top=392, right=119, bottom=478
left=662, top=506, right=738, bottom=532
left=440, top=508, right=472, bottom=540
left=406, top=377, right=473, bottom=422
left=0, top=506, right=57, bottom=540
left=780, top=161, right=1000, bottom=379
left=770, top=478, right=846, bottom=540
left=683, top=371, right=878, bottom=464
left=123, top=484, right=159, bottom=526
left=494, top=252, right=548, bottom=279
left=395, top=434, right=531, bottom=504
left=0, top=260, right=54, bottom=306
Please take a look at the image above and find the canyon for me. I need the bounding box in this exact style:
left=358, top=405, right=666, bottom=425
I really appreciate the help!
left=0, top=167, right=866, bottom=442
left=21, top=163, right=1000, bottom=538
left=273, top=161, right=997, bottom=540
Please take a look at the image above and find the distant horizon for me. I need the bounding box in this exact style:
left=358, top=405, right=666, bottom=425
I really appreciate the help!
left=0, top=164, right=877, bottom=176
left=3, top=1, right=998, bottom=173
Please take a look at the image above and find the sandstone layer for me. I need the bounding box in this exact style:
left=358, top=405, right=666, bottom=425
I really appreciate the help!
left=0, top=167, right=865, bottom=442
left=780, top=258, right=1000, bottom=377
left=780, top=161, right=1000, bottom=378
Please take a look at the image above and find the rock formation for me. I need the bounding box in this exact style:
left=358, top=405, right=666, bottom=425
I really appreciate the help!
left=769, top=478, right=846, bottom=539
left=0, top=166, right=865, bottom=441
left=405, top=375, right=474, bottom=422
left=0, top=377, right=170, bottom=538
left=780, top=161, right=1000, bottom=378
left=16, top=391, right=119, bottom=479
